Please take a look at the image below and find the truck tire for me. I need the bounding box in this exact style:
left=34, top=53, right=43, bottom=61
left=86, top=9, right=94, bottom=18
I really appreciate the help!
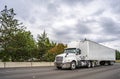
left=56, top=66, right=62, bottom=69
left=87, top=61, right=91, bottom=68
left=91, top=62, right=95, bottom=68
left=108, top=61, right=113, bottom=65
left=100, top=61, right=105, bottom=65
left=70, top=61, right=76, bottom=70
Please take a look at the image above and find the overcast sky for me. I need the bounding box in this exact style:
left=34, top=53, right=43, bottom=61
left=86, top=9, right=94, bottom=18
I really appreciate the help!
left=0, top=0, right=120, bottom=50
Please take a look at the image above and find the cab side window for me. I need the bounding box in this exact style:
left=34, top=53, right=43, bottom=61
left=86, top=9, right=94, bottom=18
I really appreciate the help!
left=77, top=49, right=81, bottom=54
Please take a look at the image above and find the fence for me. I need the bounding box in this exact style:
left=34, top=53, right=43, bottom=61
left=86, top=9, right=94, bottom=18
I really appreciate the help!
left=0, top=62, right=54, bottom=68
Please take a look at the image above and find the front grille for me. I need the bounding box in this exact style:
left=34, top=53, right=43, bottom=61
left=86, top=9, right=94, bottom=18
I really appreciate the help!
left=56, top=56, right=63, bottom=62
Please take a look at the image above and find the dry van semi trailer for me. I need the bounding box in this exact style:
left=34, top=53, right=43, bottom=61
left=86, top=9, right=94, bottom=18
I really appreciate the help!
left=54, top=39, right=115, bottom=70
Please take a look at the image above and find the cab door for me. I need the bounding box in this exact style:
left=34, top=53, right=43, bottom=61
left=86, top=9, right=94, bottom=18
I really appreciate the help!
left=76, top=49, right=81, bottom=66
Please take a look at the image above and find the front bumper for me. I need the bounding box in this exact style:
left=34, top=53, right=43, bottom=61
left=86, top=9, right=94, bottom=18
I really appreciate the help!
left=54, top=62, right=71, bottom=68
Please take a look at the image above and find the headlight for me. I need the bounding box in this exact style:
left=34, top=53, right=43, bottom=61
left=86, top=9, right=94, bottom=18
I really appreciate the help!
left=64, top=59, right=71, bottom=62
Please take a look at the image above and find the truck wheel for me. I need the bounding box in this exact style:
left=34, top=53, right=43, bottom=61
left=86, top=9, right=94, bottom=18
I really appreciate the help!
left=100, top=61, right=105, bottom=65
left=70, top=61, right=76, bottom=70
left=56, top=66, right=61, bottom=69
left=87, top=61, right=91, bottom=68
left=108, top=61, right=113, bottom=65
left=91, top=62, right=95, bottom=68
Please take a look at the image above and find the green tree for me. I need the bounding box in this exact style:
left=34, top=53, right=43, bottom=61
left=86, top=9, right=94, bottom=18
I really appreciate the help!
left=37, top=31, right=48, bottom=61
left=0, top=6, right=25, bottom=61
left=9, top=31, right=37, bottom=61
left=116, top=50, right=120, bottom=60
left=37, top=31, right=56, bottom=61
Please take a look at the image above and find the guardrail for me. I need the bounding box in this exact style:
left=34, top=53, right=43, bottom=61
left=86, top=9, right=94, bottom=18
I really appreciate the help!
left=0, top=62, right=54, bottom=68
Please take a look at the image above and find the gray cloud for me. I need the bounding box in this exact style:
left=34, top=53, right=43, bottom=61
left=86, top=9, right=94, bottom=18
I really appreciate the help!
left=92, top=9, right=105, bottom=16
left=1, top=0, right=120, bottom=50
left=96, top=37, right=118, bottom=43
left=60, top=0, right=93, bottom=6
left=99, top=17, right=120, bottom=35
left=52, top=25, right=73, bottom=36
left=47, top=3, right=58, bottom=15
left=75, top=22, right=91, bottom=34
left=52, top=28, right=74, bottom=42
left=107, top=0, right=120, bottom=14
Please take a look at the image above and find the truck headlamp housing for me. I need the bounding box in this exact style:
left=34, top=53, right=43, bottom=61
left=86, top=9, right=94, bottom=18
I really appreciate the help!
left=64, top=59, right=71, bottom=62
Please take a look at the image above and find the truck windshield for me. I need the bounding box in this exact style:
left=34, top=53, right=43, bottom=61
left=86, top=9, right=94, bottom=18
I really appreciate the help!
left=64, top=48, right=76, bottom=53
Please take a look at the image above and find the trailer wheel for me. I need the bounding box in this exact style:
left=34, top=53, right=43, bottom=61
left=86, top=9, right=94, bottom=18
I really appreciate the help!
left=100, top=61, right=105, bottom=65
left=87, top=61, right=91, bottom=68
left=91, top=62, right=95, bottom=68
left=70, top=61, right=76, bottom=70
left=108, top=61, right=113, bottom=65
left=56, top=66, right=62, bottom=69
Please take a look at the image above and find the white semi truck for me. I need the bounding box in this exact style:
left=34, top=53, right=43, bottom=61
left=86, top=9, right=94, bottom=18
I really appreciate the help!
left=54, top=39, right=115, bottom=70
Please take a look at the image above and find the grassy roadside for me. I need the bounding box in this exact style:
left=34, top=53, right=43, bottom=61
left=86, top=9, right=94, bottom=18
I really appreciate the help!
left=116, top=60, right=120, bottom=63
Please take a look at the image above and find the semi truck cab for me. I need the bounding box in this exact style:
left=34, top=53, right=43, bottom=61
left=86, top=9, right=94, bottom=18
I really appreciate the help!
left=54, top=48, right=83, bottom=70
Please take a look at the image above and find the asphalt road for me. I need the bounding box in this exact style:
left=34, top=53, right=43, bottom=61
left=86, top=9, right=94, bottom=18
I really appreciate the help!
left=0, top=63, right=120, bottom=79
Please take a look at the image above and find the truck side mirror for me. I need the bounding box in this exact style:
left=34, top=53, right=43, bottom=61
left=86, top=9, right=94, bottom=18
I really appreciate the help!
left=76, top=49, right=81, bottom=55
left=79, top=50, right=81, bottom=54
